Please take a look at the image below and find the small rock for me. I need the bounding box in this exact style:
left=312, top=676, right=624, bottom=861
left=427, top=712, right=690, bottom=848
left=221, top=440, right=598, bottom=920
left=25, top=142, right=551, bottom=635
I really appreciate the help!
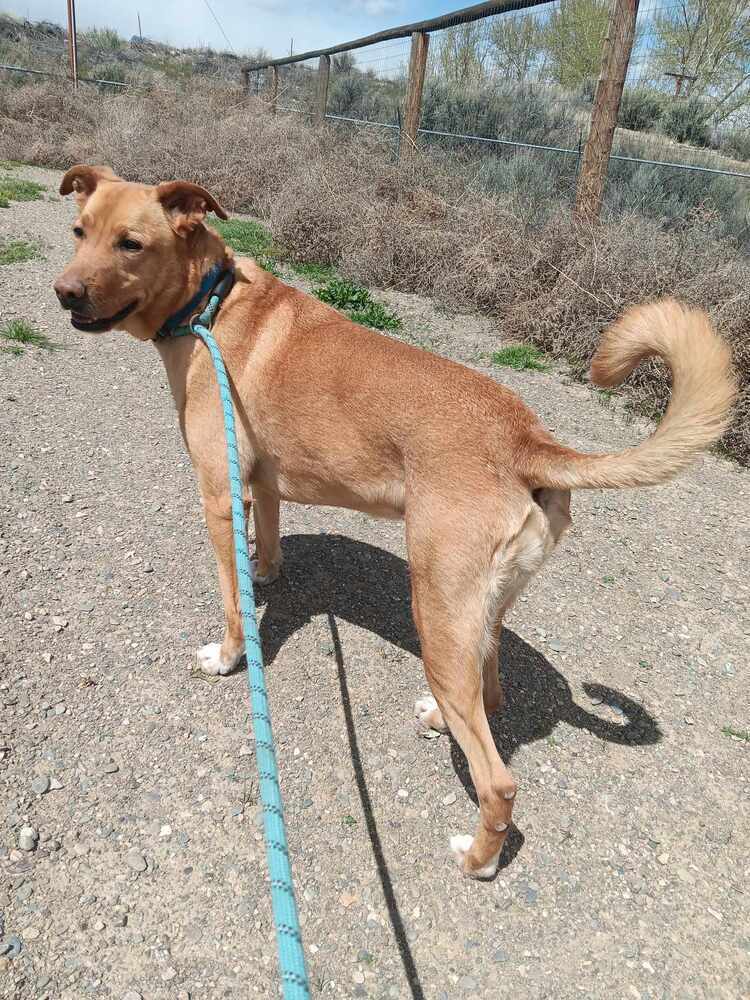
left=100, top=762, right=119, bottom=774
left=51, top=616, right=68, bottom=630
left=442, top=792, right=457, bottom=806
left=657, top=853, right=669, bottom=865
left=54, top=703, right=66, bottom=715
left=31, top=775, right=50, bottom=795
left=23, top=927, right=40, bottom=941
left=176, top=993, right=191, bottom=1000
left=396, top=788, right=409, bottom=799
left=49, top=777, right=64, bottom=790
left=706, top=826, right=732, bottom=845
left=125, top=850, right=147, bottom=872
left=352, top=970, right=365, bottom=984
left=18, top=826, right=38, bottom=852
left=162, top=967, right=177, bottom=981
left=122, top=992, right=143, bottom=1000
left=0, top=935, right=22, bottom=958
left=16, top=883, right=33, bottom=901
left=61, top=494, right=74, bottom=503
left=492, top=948, right=509, bottom=962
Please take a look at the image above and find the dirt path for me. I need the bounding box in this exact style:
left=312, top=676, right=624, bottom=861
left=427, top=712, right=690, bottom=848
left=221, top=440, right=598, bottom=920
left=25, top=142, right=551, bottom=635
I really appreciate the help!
left=1, top=167, right=748, bottom=1000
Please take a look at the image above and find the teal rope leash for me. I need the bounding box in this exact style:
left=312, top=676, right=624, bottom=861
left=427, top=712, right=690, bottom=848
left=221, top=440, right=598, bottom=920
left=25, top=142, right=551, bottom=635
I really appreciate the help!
left=187, top=290, right=310, bottom=999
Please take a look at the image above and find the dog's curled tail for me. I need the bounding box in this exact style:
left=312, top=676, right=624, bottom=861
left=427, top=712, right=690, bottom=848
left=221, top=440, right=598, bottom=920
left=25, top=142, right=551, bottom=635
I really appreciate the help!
left=525, top=299, right=736, bottom=490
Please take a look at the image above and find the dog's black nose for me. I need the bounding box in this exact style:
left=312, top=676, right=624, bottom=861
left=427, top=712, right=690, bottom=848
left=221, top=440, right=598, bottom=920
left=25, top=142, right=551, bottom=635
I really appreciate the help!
left=54, top=275, right=87, bottom=310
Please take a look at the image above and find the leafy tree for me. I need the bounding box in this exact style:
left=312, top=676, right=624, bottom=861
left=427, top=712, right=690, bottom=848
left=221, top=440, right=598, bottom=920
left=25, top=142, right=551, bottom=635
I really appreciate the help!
left=542, top=0, right=611, bottom=88
left=488, top=11, right=547, bottom=82
left=651, top=0, right=750, bottom=124
left=435, top=22, right=490, bottom=87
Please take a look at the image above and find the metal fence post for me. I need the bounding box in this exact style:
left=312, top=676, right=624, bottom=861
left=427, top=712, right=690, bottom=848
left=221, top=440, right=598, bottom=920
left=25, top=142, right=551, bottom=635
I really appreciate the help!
left=401, top=31, right=429, bottom=157
left=574, top=0, right=640, bottom=223
left=316, top=54, right=331, bottom=124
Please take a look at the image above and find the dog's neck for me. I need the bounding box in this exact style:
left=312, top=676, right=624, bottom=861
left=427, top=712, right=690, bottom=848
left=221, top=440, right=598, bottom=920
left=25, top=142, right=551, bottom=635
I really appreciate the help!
left=124, top=226, right=233, bottom=342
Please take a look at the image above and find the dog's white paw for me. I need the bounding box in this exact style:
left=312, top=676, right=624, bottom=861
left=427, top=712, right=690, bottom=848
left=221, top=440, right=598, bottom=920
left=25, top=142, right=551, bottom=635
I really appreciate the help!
left=196, top=642, right=241, bottom=677
left=414, top=694, right=448, bottom=734
left=250, top=559, right=281, bottom=586
left=449, top=834, right=500, bottom=880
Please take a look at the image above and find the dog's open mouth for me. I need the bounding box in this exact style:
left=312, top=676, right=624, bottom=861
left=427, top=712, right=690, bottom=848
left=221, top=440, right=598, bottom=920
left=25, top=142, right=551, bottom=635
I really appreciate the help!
left=70, top=300, right=138, bottom=333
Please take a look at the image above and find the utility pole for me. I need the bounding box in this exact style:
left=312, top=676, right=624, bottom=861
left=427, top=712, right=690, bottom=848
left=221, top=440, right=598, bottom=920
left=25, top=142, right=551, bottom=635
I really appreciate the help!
left=66, top=0, right=79, bottom=90
left=137, top=12, right=142, bottom=38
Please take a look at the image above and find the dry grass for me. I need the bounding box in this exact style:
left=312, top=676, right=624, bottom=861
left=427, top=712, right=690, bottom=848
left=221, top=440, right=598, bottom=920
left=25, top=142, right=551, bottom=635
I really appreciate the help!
left=1, top=81, right=747, bottom=463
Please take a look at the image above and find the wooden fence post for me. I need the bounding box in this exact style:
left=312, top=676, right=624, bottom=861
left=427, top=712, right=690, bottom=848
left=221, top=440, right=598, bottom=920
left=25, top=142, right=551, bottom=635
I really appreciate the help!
left=316, top=54, right=331, bottom=123
left=574, top=0, right=640, bottom=223
left=401, top=31, right=429, bottom=157
left=269, top=65, right=279, bottom=115
left=241, top=67, right=249, bottom=94
left=66, top=0, right=79, bottom=90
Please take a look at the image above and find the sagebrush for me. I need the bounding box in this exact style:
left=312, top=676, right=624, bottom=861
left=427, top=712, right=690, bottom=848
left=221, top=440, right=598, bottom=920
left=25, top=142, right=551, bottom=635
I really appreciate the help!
left=0, top=81, right=747, bottom=463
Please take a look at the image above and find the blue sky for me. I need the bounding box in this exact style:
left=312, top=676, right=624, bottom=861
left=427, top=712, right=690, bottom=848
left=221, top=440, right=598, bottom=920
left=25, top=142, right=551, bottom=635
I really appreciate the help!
left=5, top=0, right=450, bottom=57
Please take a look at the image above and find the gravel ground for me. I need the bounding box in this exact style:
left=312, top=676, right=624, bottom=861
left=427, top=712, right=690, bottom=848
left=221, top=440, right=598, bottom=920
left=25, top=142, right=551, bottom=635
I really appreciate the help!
left=1, top=167, right=748, bottom=1000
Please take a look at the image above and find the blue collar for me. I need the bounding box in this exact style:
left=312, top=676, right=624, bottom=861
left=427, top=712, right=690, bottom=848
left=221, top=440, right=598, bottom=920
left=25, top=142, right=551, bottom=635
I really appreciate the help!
left=155, top=263, right=234, bottom=339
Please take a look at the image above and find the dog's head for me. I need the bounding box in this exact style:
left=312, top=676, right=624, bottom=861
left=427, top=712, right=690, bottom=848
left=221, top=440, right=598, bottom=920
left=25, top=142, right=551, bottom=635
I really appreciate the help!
left=54, top=164, right=228, bottom=341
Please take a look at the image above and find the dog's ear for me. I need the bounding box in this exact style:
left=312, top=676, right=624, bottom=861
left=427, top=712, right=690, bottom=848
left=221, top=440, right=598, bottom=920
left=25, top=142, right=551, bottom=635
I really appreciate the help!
left=155, top=181, right=228, bottom=238
left=59, top=164, right=119, bottom=207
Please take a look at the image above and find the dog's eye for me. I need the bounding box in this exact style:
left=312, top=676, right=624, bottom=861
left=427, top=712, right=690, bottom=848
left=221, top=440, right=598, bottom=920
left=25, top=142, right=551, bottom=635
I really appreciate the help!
left=119, top=238, right=143, bottom=252
left=73, top=225, right=84, bottom=238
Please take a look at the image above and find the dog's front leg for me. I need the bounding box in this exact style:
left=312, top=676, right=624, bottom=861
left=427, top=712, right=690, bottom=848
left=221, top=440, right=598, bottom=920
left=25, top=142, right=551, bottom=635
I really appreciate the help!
left=196, top=502, right=249, bottom=676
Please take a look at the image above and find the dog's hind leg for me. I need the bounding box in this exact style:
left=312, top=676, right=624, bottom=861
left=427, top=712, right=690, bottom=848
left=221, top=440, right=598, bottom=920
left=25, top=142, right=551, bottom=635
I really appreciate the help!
left=416, top=621, right=505, bottom=731
left=481, top=613, right=505, bottom=717
left=251, top=487, right=283, bottom=584
left=415, top=611, right=504, bottom=732
left=408, top=496, right=555, bottom=877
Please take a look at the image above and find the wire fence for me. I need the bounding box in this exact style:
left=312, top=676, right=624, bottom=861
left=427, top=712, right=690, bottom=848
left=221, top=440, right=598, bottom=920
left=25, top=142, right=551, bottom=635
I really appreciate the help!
left=242, top=0, right=749, bottom=234
left=1, top=1, right=748, bottom=232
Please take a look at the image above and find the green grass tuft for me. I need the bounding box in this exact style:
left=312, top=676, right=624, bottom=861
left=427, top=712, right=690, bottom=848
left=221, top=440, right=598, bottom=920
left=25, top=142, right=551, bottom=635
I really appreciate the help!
left=314, top=278, right=401, bottom=331
left=492, top=344, right=547, bottom=372
left=722, top=725, right=750, bottom=742
left=0, top=159, right=21, bottom=171
left=291, top=261, right=337, bottom=283
left=211, top=218, right=281, bottom=274
left=0, top=239, right=42, bottom=265
left=0, top=319, right=55, bottom=353
left=0, top=176, right=45, bottom=204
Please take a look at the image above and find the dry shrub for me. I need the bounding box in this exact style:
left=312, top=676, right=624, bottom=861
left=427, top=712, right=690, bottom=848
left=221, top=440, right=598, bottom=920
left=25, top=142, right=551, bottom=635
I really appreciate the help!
left=1, top=81, right=748, bottom=463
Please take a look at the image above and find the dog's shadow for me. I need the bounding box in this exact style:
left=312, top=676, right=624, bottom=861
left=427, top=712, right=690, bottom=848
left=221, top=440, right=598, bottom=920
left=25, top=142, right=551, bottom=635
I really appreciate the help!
left=256, top=531, right=660, bottom=788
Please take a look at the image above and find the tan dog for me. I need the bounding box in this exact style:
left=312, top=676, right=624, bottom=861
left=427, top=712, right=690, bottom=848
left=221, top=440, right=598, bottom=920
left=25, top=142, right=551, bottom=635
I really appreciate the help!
left=54, top=164, right=736, bottom=879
